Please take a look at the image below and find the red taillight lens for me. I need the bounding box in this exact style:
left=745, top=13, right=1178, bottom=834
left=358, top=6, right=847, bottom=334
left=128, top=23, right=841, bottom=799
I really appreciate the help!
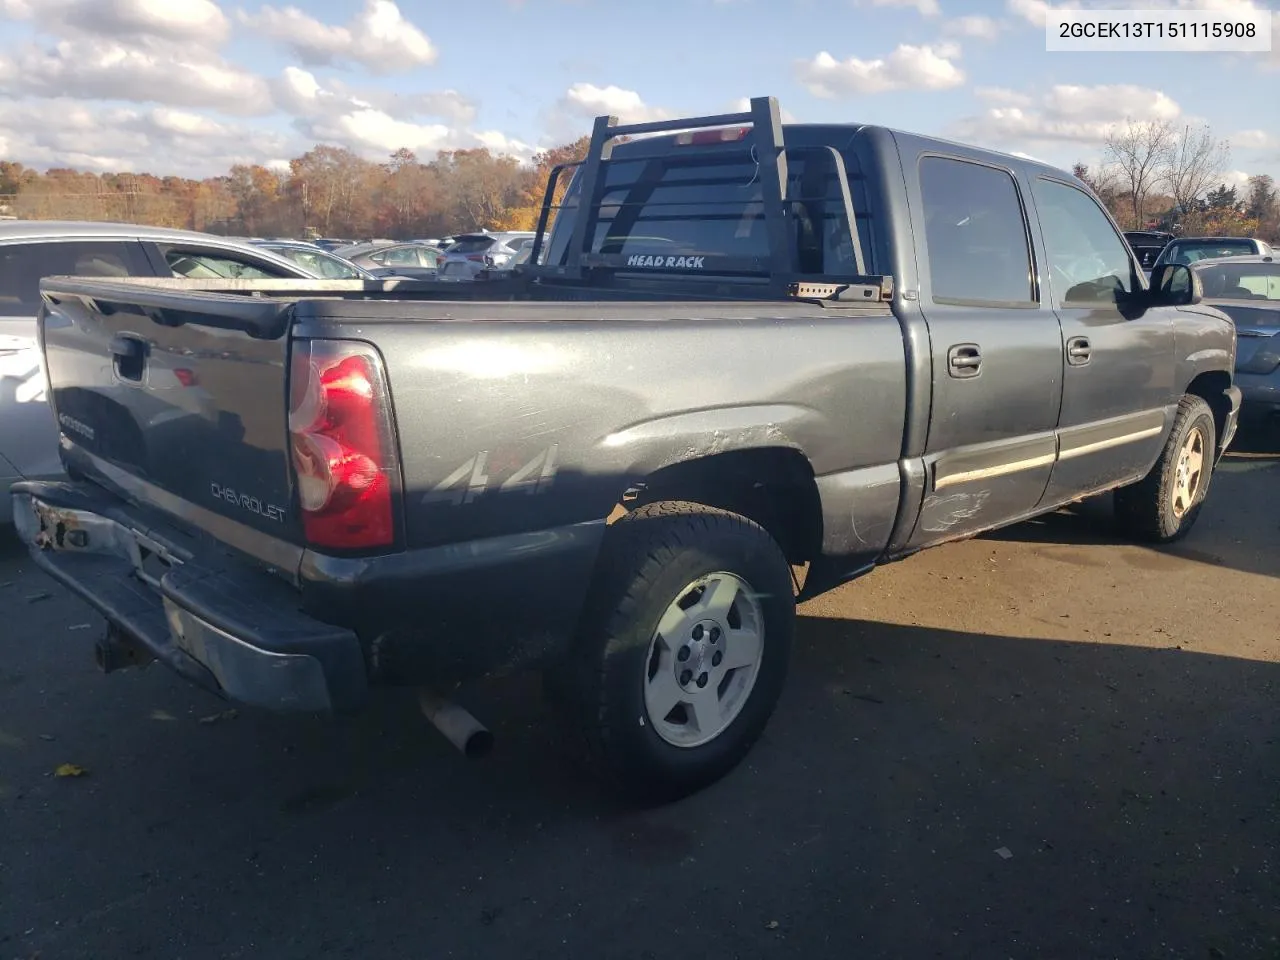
left=173, top=368, right=198, bottom=387
left=288, top=340, right=400, bottom=550
left=466, top=253, right=486, bottom=262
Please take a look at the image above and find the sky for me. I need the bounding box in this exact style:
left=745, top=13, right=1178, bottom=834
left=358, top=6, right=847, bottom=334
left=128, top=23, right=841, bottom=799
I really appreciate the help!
left=0, top=0, right=1276, bottom=188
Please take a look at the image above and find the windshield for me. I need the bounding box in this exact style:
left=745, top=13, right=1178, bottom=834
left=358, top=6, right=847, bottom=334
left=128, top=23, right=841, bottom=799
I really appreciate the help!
left=265, top=245, right=363, bottom=279
left=1160, top=239, right=1256, bottom=264
left=1195, top=261, right=1280, bottom=301
left=543, top=143, right=869, bottom=276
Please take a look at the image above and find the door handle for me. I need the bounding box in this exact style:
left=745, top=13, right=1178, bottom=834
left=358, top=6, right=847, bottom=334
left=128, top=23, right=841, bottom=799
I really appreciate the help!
left=947, top=343, right=982, bottom=378
left=1066, top=336, right=1092, bottom=366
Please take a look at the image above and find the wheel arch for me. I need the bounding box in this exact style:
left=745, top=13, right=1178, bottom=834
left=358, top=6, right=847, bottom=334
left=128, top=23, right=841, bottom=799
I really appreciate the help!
left=612, top=446, right=824, bottom=566
left=1184, top=369, right=1233, bottom=454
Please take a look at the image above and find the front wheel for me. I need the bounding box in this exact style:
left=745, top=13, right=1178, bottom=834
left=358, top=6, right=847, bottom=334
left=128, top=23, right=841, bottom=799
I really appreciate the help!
left=552, top=501, right=795, bottom=802
left=1115, top=394, right=1216, bottom=543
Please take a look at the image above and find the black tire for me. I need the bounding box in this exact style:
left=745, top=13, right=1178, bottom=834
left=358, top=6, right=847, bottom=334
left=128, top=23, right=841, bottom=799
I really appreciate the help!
left=550, top=500, right=795, bottom=803
left=1114, top=394, right=1216, bottom=543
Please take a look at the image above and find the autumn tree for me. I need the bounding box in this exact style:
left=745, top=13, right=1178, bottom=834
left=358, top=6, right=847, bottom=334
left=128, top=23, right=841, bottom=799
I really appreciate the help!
left=1162, top=123, right=1229, bottom=219
left=286, top=145, right=377, bottom=237
left=228, top=164, right=282, bottom=235
left=430, top=149, right=535, bottom=231
left=1072, top=161, right=1123, bottom=214
left=373, top=148, right=443, bottom=238
left=1245, top=174, right=1278, bottom=239
left=0, top=133, right=598, bottom=239
left=1104, top=119, right=1176, bottom=229
left=497, top=135, right=593, bottom=231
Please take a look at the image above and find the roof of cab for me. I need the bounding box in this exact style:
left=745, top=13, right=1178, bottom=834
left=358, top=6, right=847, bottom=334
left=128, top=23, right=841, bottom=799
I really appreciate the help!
left=614, top=122, right=1089, bottom=191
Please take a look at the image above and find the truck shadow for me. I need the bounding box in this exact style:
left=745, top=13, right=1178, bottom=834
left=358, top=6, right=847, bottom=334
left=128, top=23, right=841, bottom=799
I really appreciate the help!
left=5, top=610, right=1278, bottom=959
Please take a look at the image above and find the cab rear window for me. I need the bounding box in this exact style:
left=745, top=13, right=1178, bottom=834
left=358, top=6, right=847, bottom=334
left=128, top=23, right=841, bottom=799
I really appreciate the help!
left=544, top=144, right=873, bottom=276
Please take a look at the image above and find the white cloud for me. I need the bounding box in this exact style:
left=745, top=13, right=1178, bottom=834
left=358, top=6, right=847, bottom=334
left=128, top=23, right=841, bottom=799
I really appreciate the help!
left=975, top=86, right=1034, bottom=106
left=275, top=67, right=531, bottom=162
left=238, top=0, right=436, bottom=74
left=1005, top=0, right=1077, bottom=28
left=1220, top=169, right=1253, bottom=190
left=0, top=0, right=230, bottom=43
left=857, top=0, right=941, bottom=15
left=944, top=14, right=1006, bottom=39
left=796, top=44, right=965, bottom=97
left=1231, top=129, right=1277, bottom=150
left=560, top=83, right=670, bottom=123
left=0, top=37, right=272, bottom=114
left=0, top=97, right=288, bottom=176
left=953, top=83, right=1184, bottom=146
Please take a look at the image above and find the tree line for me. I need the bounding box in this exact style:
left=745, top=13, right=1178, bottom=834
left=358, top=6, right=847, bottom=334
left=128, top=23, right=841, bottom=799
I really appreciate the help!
left=1075, top=119, right=1279, bottom=240
left=1, top=120, right=1275, bottom=243
left=0, top=137, right=592, bottom=241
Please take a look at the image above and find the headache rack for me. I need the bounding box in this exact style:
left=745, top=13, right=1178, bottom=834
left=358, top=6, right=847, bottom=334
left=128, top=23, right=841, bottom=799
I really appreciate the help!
left=525, top=96, right=893, bottom=305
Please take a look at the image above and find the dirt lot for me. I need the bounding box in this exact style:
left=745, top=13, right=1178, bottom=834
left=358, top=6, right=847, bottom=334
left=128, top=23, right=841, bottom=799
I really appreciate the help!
left=1, top=428, right=1277, bottom=960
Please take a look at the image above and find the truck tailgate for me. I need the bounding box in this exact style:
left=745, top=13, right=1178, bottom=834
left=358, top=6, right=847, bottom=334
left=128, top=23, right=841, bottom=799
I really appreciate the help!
left=38, top=278, right=302, bottom=550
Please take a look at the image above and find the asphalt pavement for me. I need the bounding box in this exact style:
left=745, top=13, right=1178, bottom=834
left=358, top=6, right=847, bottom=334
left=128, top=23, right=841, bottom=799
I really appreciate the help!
left=2, top=428, right=1278, bottom=960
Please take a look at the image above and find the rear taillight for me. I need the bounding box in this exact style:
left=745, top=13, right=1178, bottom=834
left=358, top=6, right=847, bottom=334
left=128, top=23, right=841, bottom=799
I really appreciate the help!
left=288, top=339, right=400, bottom=550
left=466, top=253, right=486, bottom=262
left=173, top=368, right=198, bottom=387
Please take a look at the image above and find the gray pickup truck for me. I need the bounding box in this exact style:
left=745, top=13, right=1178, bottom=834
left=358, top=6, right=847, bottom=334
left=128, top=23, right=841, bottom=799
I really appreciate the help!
left=12, top=98, right=1241, bottom=801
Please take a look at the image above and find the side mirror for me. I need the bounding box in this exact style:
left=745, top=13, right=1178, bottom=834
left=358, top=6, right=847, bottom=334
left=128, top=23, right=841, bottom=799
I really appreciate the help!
left=1149, top=263, right=1202, bottom=306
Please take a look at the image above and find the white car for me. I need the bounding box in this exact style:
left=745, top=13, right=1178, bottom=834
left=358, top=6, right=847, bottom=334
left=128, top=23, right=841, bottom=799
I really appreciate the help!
left=436, top=232, right=536, bottom=281
left=0, top=221, right=316, bottom=511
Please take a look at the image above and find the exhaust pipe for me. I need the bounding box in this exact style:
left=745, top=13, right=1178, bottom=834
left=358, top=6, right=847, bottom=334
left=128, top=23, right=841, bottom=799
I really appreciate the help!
left=418, top=690, right=493, bottom=759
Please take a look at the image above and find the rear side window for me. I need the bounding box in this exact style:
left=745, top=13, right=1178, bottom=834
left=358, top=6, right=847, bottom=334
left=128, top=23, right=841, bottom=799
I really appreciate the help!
left=544, top=145, right=869, bottom=276
left=1160, top=238, right=1257, bottom=264
left=163, top=248, right=294, bottom=280
left=0, top=240, right=150, bottom=316
left=919, top=156, right=1035, bottom=306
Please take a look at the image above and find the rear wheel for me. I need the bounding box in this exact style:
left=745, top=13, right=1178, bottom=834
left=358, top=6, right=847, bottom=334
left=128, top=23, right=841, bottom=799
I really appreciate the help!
left=550, top=501, right=795, bottom=802
left=1115, top=394, right=1216, bottom=543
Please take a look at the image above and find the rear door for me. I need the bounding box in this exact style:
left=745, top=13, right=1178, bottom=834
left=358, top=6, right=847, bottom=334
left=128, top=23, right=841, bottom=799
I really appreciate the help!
left=0, top=238, right=153, bottom=481
left=1029, top=177, right=1177, bottom=504
left=901, top=150, right=1065, bottom=547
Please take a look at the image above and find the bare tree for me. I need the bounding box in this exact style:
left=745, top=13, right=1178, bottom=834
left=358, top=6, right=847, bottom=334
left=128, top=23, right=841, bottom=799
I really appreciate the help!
left=1161, top=123, right=1229, bottom=217
left=1104, top=118, right=1176, bottom=229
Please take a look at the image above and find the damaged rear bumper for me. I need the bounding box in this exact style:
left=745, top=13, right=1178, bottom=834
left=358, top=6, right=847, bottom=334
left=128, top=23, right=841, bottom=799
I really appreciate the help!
left=11, top=480, right=367, bottom=713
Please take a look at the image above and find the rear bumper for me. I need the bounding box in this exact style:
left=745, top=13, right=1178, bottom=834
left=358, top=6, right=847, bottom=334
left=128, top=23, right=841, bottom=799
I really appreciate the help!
left=11, top=481, right=367, bottom=713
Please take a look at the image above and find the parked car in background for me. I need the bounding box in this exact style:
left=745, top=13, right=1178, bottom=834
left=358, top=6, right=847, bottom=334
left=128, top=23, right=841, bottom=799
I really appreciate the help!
left=312, top=238, right=354, bottom=252
left=335, top=241, right=442, bottom=278
left=0, top=221, right=315, bottom=507
left=437, top=232, right=537, bottom=280
left=1154, top=236, right=1274, bottom=267
left=1123, top=230, right=1173, bottom=274
left=1191, top=254, right=1279, bottom=422
left=249, top=239, right=377, bottom=280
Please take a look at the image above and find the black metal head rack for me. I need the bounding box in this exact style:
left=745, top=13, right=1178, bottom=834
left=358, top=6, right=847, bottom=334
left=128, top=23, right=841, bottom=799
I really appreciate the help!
left=525, top=96, right=893, bottom=305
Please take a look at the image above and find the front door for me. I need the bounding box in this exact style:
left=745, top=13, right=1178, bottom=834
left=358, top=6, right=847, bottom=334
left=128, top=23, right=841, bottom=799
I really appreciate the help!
left=904, top=152, right=1065, bottom=547
left=1028, top=177, right=1177, bottom=505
